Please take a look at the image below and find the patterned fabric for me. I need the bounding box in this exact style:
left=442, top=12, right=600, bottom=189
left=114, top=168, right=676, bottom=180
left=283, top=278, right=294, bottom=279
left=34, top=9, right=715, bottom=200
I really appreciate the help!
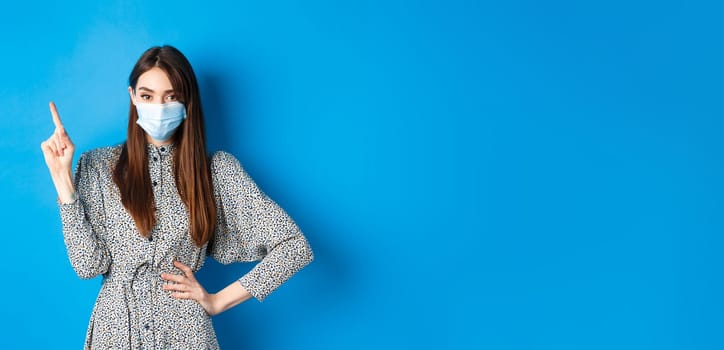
left=58, top=143, right=314, bottom=349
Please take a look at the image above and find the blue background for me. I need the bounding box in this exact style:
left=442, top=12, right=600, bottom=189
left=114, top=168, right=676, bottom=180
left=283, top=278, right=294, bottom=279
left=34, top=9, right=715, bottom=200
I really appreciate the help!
left=1, top=0, right=722, bottom=349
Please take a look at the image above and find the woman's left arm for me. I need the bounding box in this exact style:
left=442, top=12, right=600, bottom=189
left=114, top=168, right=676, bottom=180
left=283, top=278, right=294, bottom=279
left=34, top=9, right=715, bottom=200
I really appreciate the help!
left=161, top=151, right=314, bottom=315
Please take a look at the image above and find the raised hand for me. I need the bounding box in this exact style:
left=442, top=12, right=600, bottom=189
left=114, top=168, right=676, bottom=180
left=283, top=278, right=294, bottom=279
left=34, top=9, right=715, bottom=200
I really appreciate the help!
left=40, top=101, right=76, bottom=202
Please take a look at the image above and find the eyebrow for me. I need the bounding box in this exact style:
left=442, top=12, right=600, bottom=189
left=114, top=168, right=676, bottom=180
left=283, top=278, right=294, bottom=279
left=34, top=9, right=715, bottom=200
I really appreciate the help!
left=137, top=87, right=175, bottom=93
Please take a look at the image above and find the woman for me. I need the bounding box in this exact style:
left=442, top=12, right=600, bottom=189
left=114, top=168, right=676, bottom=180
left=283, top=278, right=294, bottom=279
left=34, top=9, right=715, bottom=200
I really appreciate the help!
left=40, top=45, right=314, bottom=349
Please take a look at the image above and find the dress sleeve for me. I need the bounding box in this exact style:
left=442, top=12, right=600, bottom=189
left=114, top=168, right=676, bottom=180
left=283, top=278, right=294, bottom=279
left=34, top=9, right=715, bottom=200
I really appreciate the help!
left=58, top=151, right=111, bottom=279
left=209, top=151, right=314, bottom=302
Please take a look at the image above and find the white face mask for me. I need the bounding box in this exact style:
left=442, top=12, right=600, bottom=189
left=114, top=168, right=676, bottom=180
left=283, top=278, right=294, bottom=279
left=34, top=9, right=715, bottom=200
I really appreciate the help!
left=134, top=100, right=187, bottom=142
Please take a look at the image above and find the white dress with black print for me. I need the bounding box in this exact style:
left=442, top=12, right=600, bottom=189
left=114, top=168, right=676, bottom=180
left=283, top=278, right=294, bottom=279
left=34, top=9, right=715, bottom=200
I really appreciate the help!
left=58, top=143, right=314, bottom=349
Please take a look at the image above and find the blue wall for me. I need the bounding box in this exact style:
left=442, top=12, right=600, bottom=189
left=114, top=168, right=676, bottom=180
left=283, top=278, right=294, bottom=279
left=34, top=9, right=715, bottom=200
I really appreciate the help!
left=2, top=0, right=722, bottom=348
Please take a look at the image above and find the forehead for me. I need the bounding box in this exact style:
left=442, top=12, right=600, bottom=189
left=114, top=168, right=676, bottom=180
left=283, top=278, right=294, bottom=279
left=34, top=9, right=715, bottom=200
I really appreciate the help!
left=136, top=67, right=173, bottom=91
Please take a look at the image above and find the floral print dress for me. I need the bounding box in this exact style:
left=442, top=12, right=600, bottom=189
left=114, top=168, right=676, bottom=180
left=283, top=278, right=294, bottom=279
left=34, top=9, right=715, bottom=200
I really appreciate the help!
left=58, top=143, right=314, bottom=349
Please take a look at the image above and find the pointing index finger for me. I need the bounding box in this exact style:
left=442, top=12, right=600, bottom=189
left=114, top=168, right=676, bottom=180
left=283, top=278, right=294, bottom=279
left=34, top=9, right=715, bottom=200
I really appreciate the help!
left=49, top=101, right=63, bottom=129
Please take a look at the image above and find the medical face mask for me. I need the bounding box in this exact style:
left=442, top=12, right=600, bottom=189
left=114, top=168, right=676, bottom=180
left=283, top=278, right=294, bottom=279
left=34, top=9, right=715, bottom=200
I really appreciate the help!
left=134, top=100, right=187, bottom=142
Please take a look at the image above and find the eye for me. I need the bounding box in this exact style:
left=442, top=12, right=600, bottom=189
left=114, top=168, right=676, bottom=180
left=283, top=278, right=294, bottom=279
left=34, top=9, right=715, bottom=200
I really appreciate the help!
left=166, top=95, right=177, bottom=101
left=140, top=94, right=151, bottom=101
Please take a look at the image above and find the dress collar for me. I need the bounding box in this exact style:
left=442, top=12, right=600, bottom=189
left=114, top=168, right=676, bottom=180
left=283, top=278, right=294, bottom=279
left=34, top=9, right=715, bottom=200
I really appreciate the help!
left=146, top=142, right=175, bottom=157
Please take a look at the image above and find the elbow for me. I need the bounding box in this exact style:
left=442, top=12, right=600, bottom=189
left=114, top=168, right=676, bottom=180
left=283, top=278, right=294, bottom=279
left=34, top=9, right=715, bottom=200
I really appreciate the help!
left=74, top=266, right=101, bottom=280
left=281, top=233, right=314, bottom=270
left=299, top=238, right=314, bottom=268
left=279, top=230, right=314, bottom=269
left=70, top=258, right=107, bottom=280
left=78, top=273, right=99, bottom=280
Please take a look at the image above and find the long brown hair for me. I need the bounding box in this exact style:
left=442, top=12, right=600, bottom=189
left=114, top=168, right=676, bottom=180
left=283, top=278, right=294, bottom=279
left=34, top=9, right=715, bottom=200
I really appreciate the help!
left=113, top=45, right=216, bottom=247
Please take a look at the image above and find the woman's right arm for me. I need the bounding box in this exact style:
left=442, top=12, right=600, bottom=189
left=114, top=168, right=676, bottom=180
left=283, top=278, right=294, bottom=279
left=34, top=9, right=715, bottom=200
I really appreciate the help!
left=41, top=102, right=111, bottom=279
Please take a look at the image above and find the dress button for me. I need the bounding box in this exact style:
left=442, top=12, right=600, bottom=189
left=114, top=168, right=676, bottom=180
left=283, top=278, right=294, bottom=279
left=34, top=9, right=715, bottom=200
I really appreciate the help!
left=153, top=156, right=158, bottom=161
left=160, top=147, right=166, bottom=152
left=152, top=181, right=157, bottom=187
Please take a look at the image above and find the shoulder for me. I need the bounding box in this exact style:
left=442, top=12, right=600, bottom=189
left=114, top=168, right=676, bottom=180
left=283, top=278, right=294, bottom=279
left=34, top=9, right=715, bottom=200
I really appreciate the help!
left=209, top=150, right=244, bottom=173
left=209, top=150, right=259, bottom=190
left=77, top=144, right=123, bottom=172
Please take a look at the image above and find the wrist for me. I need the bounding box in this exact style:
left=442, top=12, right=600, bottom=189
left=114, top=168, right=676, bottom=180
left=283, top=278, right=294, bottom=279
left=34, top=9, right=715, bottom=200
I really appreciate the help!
left=58, top=191, right=78, bottom=204
left=51, top=170, right=76, bottom=203
left=203, top=293, right=223, bottom=316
